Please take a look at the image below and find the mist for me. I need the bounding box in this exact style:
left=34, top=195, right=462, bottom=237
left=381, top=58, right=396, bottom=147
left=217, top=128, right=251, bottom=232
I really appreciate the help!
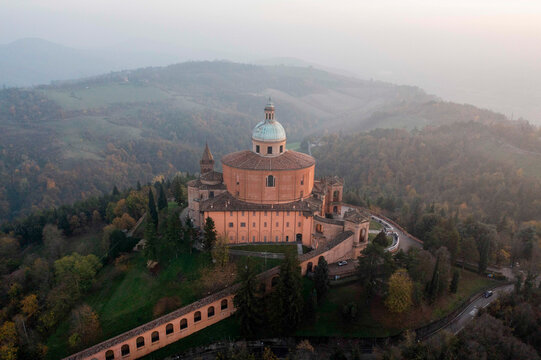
left=2, top=0, right=540, bottom=123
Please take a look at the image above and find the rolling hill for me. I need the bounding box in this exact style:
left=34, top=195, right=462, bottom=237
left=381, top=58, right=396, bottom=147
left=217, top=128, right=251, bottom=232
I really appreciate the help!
left=0, top=60, right=539, bottom=223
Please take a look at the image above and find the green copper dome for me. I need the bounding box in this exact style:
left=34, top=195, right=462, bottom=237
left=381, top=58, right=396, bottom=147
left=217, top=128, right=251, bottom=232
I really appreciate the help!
left=252, top=119, right=286, bottom=142
left=252, top=99, right=286, bottom=142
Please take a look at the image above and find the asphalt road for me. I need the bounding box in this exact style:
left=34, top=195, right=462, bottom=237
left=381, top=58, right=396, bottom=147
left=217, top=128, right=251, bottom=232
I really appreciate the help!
left=436, top=284, right=515, bottom=336
left=370, top=215, right=422, bottom=252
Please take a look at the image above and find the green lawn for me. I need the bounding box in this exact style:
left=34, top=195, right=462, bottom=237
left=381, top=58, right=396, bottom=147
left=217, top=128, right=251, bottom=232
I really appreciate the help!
left=297, top=267, right=497, bottom=338
left=297, top=283, right=399, bottom=338
left=46, top=248, right=282, bottom=360
left=47, top=251, right=213, bottom=359
left=431, top=268, right=495, bottom=319
left=231, top=244, right=299, bottom=256
left=370, top=220, right=383, bottom=231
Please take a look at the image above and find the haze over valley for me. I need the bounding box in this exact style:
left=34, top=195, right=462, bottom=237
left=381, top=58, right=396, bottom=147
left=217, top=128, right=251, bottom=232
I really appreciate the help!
left=1, top=2, right=540, bottom=360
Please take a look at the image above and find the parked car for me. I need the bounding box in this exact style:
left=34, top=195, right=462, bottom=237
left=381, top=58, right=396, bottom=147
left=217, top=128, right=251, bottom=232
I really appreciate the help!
left=337, top=260, right=348, bottom=266
left=483, top=290, right=494, bottom=298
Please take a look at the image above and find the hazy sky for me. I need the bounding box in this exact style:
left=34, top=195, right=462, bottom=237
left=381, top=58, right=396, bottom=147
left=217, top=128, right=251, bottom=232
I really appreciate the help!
left=2, top=0, right=541, bottom=122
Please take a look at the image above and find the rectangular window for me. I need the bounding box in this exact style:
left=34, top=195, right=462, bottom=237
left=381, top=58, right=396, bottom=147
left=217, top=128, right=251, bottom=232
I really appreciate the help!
left=241, top=211, right=245, bottom=216
left=264, top=211, right=267, bottom=216
left=280, top=145, right=283, bottom=153
left=229, top=222, right=234, bottom=228
left=287, top=211, right=290, bottom=216
left=240, top=222, right=246, bottom=227
left=256, top=145, right=260, bottom=153
left=286, top=222, right=290, bottom=227
left=252, top=222, right=256, bottom=227
left=209, top=191, right=214, bottom=198
left=252, top=211, right=256, bottom=216
left=276, top=211, right=279, bottom=215
left=230, top=211, right=233, bottom=216
left=275, top=236, right=279, bottom=241
left=264, top=222, right=267, bottom=227
left=252, top=236, right=255, bottom=242
left=276, top=222, right=279, bottom=227
left=264, top=236, right=267, bottom=242
left=242, top=235, right=245, bottom=241
left=267, top=146, right=272, bottom=154
left=301, top=175, right=304, bottom=185
left=298, top=222, right=301, bottom=227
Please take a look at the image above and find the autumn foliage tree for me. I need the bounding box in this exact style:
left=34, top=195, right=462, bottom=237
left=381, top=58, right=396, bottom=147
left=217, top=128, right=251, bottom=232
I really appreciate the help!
left=385, top=269, right=413, bottom=313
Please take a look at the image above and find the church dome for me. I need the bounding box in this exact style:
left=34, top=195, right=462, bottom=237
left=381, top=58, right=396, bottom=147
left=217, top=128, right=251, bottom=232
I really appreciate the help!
left=252, top=119, right=286, bottom=142
left=251, top=99, right=286, bottom=142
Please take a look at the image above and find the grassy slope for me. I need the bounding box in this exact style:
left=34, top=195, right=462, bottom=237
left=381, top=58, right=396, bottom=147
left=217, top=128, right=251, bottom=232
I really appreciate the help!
left=48, top=249, right=282, bottom=359
left=297, top=267, right=495, bottom=338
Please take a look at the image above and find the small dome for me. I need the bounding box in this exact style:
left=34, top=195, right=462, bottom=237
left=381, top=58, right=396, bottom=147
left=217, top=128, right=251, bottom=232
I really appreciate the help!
left=252, top=119, right=286, bottom=142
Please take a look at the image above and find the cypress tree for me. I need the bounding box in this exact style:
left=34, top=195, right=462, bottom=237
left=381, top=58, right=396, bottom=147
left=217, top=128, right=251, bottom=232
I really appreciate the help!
left=172, top=177, right=184, bottom=207
left=202, top=217, right=217, bottom=252
left=233, top=260, right=261, bottom=336
left=314, top=256, right=330, bottom=302
left=112, top=185, right=120, bottom=196
left=427, top=255, right=440, bottom=302
left=148, top=188, right=158, bottom=228
left=450, top=270, right=460, bottom=293
left=136, top=181, right=142, bottom=191
left=157, top=183, right=168, bottom=211
left=184, top=217, right=195, bottom=254
left=271, top=253, right=303, bottom=334
left=144, top=219, right=158, bottom=261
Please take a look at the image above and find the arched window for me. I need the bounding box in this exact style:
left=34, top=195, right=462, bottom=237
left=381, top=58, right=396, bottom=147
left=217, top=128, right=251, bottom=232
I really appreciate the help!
left=208, top=306, right=215, bottom=317
left=266, top=175, right=275, bottom=187
left=316, top=224, right=323, bottom=233
left=105, top=350, right=114, bottom=360
left=121, top=344, right=130, bottom=356
left=361, top=228, right=366, bottom=242
left=166, top=323, right=173, bottom=335
left=151, top=331, right=159, bottom=343
left=136, top=336, right=145, bottom=348
left=194, top=311, right=201, bottom=322
left=180, top=318, right=187, bottom=330
left=221, top=299, right=228, bottom=310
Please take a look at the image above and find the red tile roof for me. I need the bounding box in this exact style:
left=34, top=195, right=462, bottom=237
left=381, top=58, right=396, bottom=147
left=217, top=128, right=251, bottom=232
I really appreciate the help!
left=221, top=150, right=315, bottom=171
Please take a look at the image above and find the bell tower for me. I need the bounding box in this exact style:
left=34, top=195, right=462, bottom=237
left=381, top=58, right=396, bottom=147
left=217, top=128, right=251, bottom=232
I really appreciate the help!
left=200, top=142, right=214, bottom=174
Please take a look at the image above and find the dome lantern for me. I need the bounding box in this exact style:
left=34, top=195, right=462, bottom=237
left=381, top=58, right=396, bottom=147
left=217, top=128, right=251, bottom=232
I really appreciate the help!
left=252, top=100, right=287, bottom=157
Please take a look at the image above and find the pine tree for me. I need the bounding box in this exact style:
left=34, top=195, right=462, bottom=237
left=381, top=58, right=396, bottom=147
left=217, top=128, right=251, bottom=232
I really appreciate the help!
left=233, top=260, right=261, bottom=336
left=314, top=256, right=330, bottom=303
left=147, top=188, right=158, bottom=228
left=450, top=270, right=460, bottom=293
left=202, top=217, right=217, bottom=252
left=157, top=183, right=168, bottom=211
left=271, top=253, right=303, bottom=334
left=112, top=185, right=120, bottom=197
left=136, top=181, right=142, bottom=191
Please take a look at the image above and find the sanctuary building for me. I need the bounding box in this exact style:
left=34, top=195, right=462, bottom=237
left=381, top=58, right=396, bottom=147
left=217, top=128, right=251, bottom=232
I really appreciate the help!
left=188, top=100, right=369, bottom=258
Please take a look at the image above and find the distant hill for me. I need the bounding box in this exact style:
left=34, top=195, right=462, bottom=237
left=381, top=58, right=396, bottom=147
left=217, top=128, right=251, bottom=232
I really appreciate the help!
left=0, top=38, right=184, bottom=87
left=1, top=60, right=538, bottom=223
